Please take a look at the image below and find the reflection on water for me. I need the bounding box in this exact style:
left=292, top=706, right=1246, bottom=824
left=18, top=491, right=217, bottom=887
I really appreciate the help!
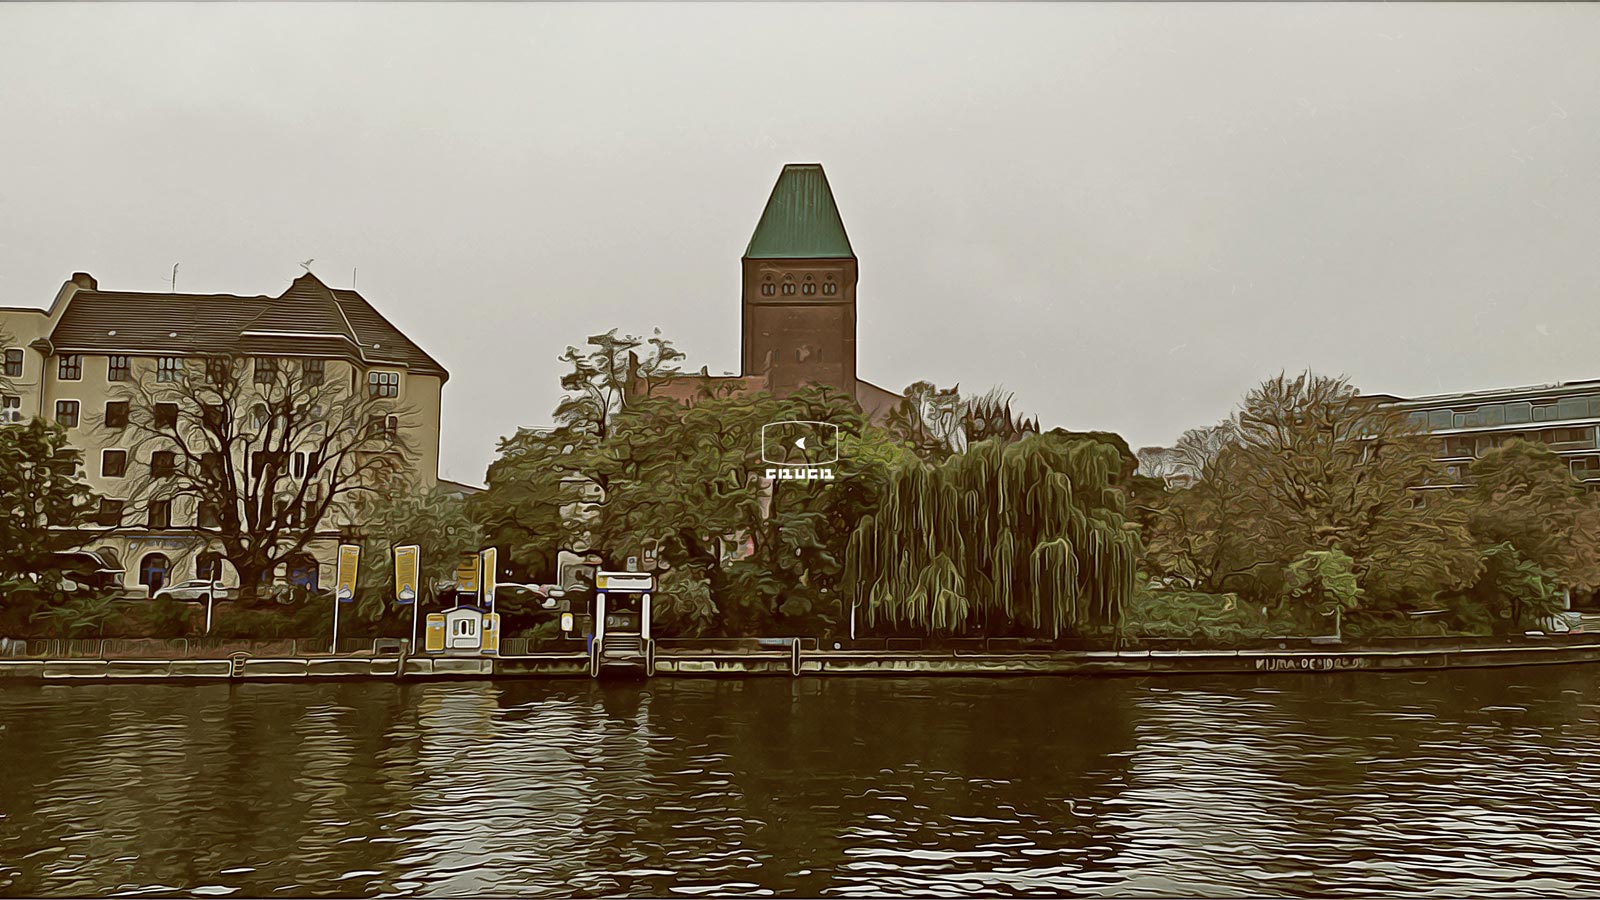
left=0, top=668, right=1597, bottom=897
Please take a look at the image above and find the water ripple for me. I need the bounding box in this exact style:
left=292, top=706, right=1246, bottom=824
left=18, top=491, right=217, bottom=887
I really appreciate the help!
left=0, top=668, right=1597, bottom=896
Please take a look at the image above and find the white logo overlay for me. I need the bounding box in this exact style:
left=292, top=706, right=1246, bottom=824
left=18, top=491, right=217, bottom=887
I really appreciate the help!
left=761, top=420, right=840, bottom=483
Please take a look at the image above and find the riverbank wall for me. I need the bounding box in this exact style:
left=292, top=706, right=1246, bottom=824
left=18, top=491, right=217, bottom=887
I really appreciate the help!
left=4, top=635, right=1600, bottom=682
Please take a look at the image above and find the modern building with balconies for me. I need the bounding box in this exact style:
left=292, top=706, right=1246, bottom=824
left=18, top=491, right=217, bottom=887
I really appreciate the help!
left=1367, top=381, right=1600, bottom=493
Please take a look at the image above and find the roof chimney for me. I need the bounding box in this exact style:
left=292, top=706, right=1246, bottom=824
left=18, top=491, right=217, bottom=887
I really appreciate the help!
left=70, top=272, right=97, bottom=290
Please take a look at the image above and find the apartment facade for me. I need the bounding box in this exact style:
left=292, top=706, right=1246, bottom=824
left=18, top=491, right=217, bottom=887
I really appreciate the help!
left=1366, top=381, right=1600, bottom=494
left=0, top=271, right=447, bottom=594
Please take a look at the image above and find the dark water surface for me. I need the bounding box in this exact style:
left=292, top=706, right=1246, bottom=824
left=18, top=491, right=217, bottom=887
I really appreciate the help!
left=2, top=669, right=1598, bottom=897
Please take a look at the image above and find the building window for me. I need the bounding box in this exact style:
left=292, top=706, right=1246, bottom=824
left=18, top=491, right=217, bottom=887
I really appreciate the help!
left=147, top=500, right=172, bottom=530
left=151, top=450, right=177, bottom=479
left=104, top=401, right=129, bottom=429
left=154, top=402, right=179, bottom=429
left=201, top=403, right=226, bottom=431
left=802, top=276, right=816, bottom=296
left=139, top=553, right=170, bottom=591
left=250, top=451, right=284, bottom=479
left=55, top=400, right=79, bottom=428
left=1, top=396, right=21, bottom=425
left=197, top=552, right=223, bottom=582
left=157, top=357, right=182, bottom=382
left=107, top=355, right=131, bottom=382
left=97, top=499, right=125, bottom=528
left=58, top=355, right=82, bottom=381
left=200, top=452, right=225, bottom=483
left=781, top=278, right=796, bottom=296
left=302, top=358, right=325, bottom=385
left=368, top=414, right=399, bottom=440
left=292, top=451, right=307, bottom=479
left=198, top=501, right=221, bottom=529
left=102, top=449, right=127, bottom=478
left=3, top=349, right=21, bottom=378
left=254, top=357, right=277, bottom=385
left=761, top=279, right=776, bottom=297
left=367, top=371, right=399, bottom=398
left=205, top=357, right=231, bottom=384
left=823, top=277, right=838, bottom=296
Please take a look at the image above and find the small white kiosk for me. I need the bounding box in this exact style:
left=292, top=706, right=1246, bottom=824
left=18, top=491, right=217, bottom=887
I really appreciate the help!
left=443, top=606, right=484, bottom=651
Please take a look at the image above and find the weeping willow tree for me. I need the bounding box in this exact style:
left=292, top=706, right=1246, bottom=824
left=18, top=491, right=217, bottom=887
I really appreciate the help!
left=844, top=434, right=1140, bottom=637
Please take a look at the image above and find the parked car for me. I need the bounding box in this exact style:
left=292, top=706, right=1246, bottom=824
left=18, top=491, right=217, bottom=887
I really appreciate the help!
left=1563, top=612, right=1600, bottom=635
left=1529, top=612, right=1591, bottom=635
left=152, top=579, right=229, bottom=603
left=51, top=550, right=125, bottom=591
left=496, top=583, right=558, bottom=609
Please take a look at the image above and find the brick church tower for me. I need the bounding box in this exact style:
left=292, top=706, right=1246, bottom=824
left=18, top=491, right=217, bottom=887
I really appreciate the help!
left=741, top=164, right=858, bottom=398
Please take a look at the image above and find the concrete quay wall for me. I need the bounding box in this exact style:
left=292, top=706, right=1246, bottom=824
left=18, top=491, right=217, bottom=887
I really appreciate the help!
left=4, top=638, right=1600, bottom=683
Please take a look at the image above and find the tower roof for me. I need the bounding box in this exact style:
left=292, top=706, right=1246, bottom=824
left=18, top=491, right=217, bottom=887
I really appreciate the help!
left=744, top=164, right=855, bottom=259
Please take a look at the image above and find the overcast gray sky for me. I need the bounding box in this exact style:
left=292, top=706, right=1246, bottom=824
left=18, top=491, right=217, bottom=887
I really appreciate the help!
left=3, top=3, right=1598, bottom=484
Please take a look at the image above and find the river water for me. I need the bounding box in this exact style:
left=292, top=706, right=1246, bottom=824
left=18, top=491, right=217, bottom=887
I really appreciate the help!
left=1, top=668, right=1598, bottom=897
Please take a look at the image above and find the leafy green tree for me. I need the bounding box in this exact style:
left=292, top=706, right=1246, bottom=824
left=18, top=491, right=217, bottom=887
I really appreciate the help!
left=1283, top=548, right=1362, bottom=633
left=578, top=384, right=905, bottom=635
left=353, top=486, right=484, bottom=624
left=471, top=427, right=587, bottom=583
left=554, top=328, right=683, bottom=439
left=1466, top=542, right=1564, bottom=635
left=1465, top=439, right=1600, bottom=590
left=1154, top=373, right=1478, bottom=612
left=0, top=418, right=97, bottom=599
left=846, top=433, right=1140, bottom=638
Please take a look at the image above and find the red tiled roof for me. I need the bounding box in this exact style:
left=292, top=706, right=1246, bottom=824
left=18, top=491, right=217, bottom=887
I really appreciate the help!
left=48, top=273, right=447, bottom=380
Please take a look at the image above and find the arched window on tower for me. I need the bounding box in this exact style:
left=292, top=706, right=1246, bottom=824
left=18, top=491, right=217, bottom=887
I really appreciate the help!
left=802, top=275, right=816, bottom=296
left=761, top=277, right=775, bottom=297
left=823, top=276, right=838, bottom=296
left=781, top=276, right=796, bottom=296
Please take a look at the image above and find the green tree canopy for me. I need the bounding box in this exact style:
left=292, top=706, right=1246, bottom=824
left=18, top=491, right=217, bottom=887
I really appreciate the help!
left=353, top=486, right=484, bottom=622
left=1145, top=373, right=1479, bottom=617
left=0, top=418, right=97, bottom=588
left=846, top=433, right=1140, bottom=638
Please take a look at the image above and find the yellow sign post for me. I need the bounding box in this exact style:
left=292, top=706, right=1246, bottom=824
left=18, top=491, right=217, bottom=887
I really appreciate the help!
left=395, top=544, right=420, bottom=654
left=482, top=612, right=501, bottom=655
left=394, top=546, right=419, bottom=604
left=480, top=547, right=497, bottom=611
left=425, top=613, right=446, bottom=652
left=456, top=552, right=480, bottom=598
left=333, top=544, right=360, bottom=654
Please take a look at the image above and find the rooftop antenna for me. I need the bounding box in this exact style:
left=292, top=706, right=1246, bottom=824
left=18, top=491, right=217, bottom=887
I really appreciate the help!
left=352, top=267, right=357, bottom=289
left=171, top=263, right=179, bottom=292
left=300, top=258, right=315, bottom=273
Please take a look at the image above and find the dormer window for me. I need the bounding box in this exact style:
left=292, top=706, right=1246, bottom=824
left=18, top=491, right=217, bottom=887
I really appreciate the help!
left=368, top=370, right=400, bottom=398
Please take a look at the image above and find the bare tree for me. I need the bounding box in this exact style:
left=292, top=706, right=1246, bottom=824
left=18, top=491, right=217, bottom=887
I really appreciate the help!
left=113, top=353, right=412, bottom=602
left=1170, top=418, right=1242, bottom=484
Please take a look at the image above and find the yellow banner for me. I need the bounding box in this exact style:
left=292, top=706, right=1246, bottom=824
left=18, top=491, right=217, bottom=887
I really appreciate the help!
left=480, top=547, right=497, bottom=608
left=394, top=545, right=419, bottom=604
left=456, top=552, right=480, bottom=595
left=335, top=544, right=360, bottom=602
